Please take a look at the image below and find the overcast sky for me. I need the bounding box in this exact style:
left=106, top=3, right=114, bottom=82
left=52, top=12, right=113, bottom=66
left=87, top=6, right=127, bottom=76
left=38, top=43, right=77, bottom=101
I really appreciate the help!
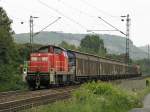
left=0, top=0, right=150, bottom=46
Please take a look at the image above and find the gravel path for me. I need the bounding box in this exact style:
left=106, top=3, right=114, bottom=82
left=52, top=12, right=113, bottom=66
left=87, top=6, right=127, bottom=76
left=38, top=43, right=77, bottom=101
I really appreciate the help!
left=130, top=94, right=150, bottom=112
left=143, top=94, right=150, bottom=108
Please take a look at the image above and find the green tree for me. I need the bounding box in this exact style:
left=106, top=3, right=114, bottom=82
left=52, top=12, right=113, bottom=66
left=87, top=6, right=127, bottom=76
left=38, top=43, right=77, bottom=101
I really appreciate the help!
left=16, top=43, right=30, bottom=62
left=79, top=35, right=107, bottom=56
left=0, top=7, right=25, bottom=91
left=0, top=7, right=19, bottom=64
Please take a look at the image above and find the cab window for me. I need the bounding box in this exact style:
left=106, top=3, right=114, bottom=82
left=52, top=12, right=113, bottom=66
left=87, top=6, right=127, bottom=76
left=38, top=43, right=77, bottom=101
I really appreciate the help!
left=38, top=47, right=49, bottom=53
left=54, top=47, right=62, bottom=54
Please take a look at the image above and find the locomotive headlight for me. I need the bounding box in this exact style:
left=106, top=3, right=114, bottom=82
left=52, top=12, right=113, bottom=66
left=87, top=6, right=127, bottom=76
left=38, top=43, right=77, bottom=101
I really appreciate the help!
left=31, top=57, right=38, bottom=61
left=42, top=57, right=48, bottom=61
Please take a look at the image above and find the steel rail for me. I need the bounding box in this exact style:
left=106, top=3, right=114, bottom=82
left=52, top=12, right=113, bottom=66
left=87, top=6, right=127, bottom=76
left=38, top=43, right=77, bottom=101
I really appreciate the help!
left=0, top=86, right=78, bottom=112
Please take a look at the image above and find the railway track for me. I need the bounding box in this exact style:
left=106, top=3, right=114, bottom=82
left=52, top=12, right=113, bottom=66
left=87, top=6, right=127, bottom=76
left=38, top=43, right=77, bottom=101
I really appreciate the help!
left=0, top=75, right=149, bottom=112
left=0, top=86, right=79, bottom=112
left=0, top=90, right=30, bottom=103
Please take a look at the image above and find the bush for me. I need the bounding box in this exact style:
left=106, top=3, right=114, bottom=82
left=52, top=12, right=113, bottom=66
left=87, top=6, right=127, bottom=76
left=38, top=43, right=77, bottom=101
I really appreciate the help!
left=28, top=82, right=146, bottom=112
left=0, top=64, right=27, bottom=91
left=72, top=82, right=140, bottom=112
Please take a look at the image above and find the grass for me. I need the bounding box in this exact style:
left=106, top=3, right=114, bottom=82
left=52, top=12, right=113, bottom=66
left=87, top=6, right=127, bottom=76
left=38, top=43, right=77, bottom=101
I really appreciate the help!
left=0, top=82, right=27, bottom=92
left=27, top=81, right=150, bottom=112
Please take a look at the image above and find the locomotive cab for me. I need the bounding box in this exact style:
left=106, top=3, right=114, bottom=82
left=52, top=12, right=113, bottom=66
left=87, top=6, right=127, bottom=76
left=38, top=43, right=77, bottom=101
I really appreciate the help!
left=26, top=45, right=69, bottom=89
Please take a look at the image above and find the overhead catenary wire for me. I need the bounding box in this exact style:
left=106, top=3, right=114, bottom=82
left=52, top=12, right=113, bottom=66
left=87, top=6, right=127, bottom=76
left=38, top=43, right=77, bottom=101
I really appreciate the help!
left=98, top=17, right=126, bottom=36
left=80, top=0, right=120, bottom=19
left=35, top=0, right=97, bottom=43
left=7, top=15, right=28, bottom=24
left=57, top=0, right=111, bottom=33
left=58, top=0, right=96, bottom=18
left=57, top=0, right=121, bottom=34
left=37, top=0, right=88, bottom=31
left=36, top=0, right=123, bottom=35
left=87, top=29, right=117, bottom=32
left=34, top=17, right=61, bottom=36
left=36, top=0, right=125, bottom=37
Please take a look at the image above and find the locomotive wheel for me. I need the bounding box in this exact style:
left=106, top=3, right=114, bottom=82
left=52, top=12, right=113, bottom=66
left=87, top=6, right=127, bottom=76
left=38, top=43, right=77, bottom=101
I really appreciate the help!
left=35, top=74, right=41, bottom=89
left=28, top=84, right=36, bottom=90
left=36, top=80, right=40, bottom=89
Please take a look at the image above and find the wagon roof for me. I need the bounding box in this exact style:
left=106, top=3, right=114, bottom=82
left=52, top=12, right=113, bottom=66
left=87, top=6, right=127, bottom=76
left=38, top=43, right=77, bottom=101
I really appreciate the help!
left=67, top=49, right=128, bottom=65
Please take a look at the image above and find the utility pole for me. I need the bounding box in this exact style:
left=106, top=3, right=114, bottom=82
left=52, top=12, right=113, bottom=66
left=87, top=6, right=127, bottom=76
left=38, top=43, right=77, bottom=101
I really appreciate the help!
left=29, top=16, right=33, bottom=52
left=29, top=16, right=39, bottom=52
left=148, top=44, right=150, bottom=60
left=126, top=14, right=130, bottom=65
left=121, top=14, right=130, bottom=64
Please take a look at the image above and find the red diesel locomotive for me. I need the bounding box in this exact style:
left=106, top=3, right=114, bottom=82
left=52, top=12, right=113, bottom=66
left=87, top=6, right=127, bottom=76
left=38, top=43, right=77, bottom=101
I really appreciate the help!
left=26, top=45, right=69, bottom=89
left=25, top=45, right=141, bottom=89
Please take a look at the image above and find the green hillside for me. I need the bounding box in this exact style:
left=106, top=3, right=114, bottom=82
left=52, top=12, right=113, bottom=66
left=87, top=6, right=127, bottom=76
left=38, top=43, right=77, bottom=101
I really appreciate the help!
left=14, top=31, right=147, bottom=60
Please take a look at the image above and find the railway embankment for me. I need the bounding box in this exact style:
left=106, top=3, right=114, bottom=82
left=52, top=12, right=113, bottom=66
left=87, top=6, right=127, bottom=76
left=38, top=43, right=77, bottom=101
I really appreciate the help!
left=27, top=78, right=150, bottom=112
